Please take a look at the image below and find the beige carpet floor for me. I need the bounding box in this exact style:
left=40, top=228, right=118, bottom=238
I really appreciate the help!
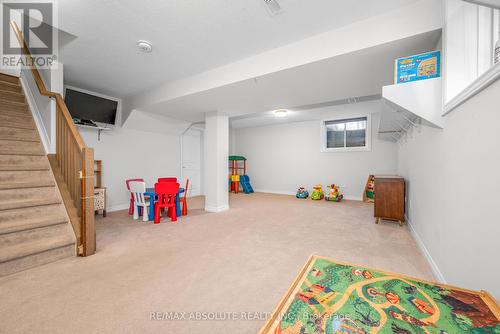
left=0, top=193, right=434, bottom=333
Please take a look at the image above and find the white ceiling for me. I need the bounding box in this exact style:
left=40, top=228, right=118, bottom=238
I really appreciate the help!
left=140, top=29, right=441, bottom=125
left=58, top=0, right=421, bottom=97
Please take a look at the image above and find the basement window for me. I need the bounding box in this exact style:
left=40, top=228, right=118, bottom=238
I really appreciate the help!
left=320, top=116, right=371, bottom=152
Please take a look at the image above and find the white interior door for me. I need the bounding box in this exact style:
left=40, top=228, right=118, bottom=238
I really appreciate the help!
left=181, top=129, right=202, bottom=197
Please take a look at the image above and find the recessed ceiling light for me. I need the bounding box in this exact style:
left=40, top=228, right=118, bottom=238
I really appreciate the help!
left=273, top=109, right=288, bottom=117
left=137, top=40, right=152, bottom=53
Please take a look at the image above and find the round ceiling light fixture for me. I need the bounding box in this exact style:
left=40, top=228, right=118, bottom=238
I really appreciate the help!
left=137, top=40, right=153, bottom=53
left=273, top=109, right=289, bottom=117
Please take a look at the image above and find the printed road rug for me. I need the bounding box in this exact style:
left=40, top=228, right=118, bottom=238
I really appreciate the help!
left=259, top=256, right=499, bottom=334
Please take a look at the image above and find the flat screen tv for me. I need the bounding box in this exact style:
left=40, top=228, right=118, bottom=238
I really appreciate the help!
left=64, top=88, right=118, bottom=125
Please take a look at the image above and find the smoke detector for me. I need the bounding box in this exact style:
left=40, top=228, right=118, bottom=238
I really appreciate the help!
left=137, top=40, right=153, bottom=53
left=263, top=0, right=283, bottom=16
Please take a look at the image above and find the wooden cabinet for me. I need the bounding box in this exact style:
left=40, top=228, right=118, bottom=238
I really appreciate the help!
left=94, top=187, right=106, bottom=217
left=94, top=160, right=106, bottom=217
left=374, top=176, right=405, bottom=226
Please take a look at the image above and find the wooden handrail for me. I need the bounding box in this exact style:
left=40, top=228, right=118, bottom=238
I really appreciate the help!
left=10, top=21, right=95, bottom=256
left=10, top=21, right=85, bottom=150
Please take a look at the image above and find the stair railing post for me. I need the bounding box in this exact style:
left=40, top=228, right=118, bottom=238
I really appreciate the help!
left=80, top=147, right=95, bottom=256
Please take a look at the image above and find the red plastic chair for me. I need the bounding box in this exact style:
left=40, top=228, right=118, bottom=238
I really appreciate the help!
left=158, top=177, right=177, bottom=183
left=154, top=182, right=179, bottom=223
left=179, top=179, right=189, bottom=216
left=158, top=178, right=177, bottom=214
left=126, top=178, right=144, bottom=215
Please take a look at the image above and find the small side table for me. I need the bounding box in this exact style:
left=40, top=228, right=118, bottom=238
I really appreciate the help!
left=94, top=187, right=107, bottom=217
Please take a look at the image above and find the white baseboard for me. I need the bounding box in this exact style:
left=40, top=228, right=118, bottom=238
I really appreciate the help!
left=254, top=189, right=363, bottom=201
left=406, top=215, right=446, bottom=283
left=205, top=204, right=229, bottom=213
left=19, top=73, right=51, bottom=153
left=107, top=203, right=129, bottom=213
left=254, top=189, right=295, bottom=196
left=344, top=195, right=363, bottom=201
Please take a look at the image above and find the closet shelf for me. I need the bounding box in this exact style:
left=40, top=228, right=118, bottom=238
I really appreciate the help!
left=379, top=78, right=444, bottom=142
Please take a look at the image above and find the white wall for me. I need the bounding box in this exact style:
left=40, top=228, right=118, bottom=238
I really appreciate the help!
left=72, top=88, right=185, bottom=212
left=234, top=101, right=398, bottom=199
left=80, top=127, right=181, bottom=211
left=19, top=62, right=64, bottom=153
left=398, top=78, right=500, bottom=299
left=21, top=69, right=52, bottom=152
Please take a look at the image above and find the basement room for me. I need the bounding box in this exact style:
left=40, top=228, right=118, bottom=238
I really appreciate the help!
left=0, top=0, right=499, bottom=333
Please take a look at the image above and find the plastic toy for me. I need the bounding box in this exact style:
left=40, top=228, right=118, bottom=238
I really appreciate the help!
left=311, top=184, right=324, bottom=200
left=296, top=187, right=309, bottom=199
left=229, top=156, right=254, bottom=194
left=325, top=184, right=343, bottom=202
left=363, top=175, right=375, bottom=203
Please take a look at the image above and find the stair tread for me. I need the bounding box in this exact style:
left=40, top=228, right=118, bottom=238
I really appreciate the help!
left=0, top=92, right=24, bottom=102
left=0, top=152, right=45, bottom=156
left=0, top=123, right=36, bottom=130
left=0, top=105, right=29, bottom=112
left=0, top=198, right=61, bottom=211
left=0, top=138, right=40, bottom=143
left=0, top=133, right=40, bottom=143
left=0, top=75, right=77, bottom=274
left=0, top=234, right=74, bottom=263
left=0, top=88, right=24, bottom=96
left=0, top=81, right=20, bottom=87
left=0, top=105, right=28, bottom=112
left=0, top=180, right=54, bottom=190
left=0, top=74, right=20, bottom=85
left=0, top=98, right=28, bottom=106
left=0, top=138, right=42, bottom=142
left=0, top=216, right=68, bottom=235
left=0, top=116, right=35, bottom=123
left=0, top=166, right=50, bottom=171
left=0, top=110, right=32, bottom=118
left=0, top=153, right=45, bottom=157
left=0, top=89, right=23, bottom=96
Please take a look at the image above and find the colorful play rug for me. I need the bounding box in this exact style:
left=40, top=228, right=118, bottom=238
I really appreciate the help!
left=259, top=256, right=500, bottom=334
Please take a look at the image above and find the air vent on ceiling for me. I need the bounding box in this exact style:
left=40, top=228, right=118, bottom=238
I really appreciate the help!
left=263, top=0, right=283, bottom=16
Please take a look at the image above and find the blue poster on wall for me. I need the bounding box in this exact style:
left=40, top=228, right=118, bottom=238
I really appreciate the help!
left=395, top=51, right=441, bottom=84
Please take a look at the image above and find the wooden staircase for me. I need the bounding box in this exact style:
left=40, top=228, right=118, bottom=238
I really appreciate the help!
left=0, top=73, right=76, bottom=276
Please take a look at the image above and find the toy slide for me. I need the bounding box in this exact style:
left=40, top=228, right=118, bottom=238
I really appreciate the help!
left=240, top=175, right=254, bottom=194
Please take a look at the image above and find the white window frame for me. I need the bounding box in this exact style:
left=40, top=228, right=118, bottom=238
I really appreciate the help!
left=443, top=1, right=500, bottom=114
left=320, top=114, right=372, bottom=153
